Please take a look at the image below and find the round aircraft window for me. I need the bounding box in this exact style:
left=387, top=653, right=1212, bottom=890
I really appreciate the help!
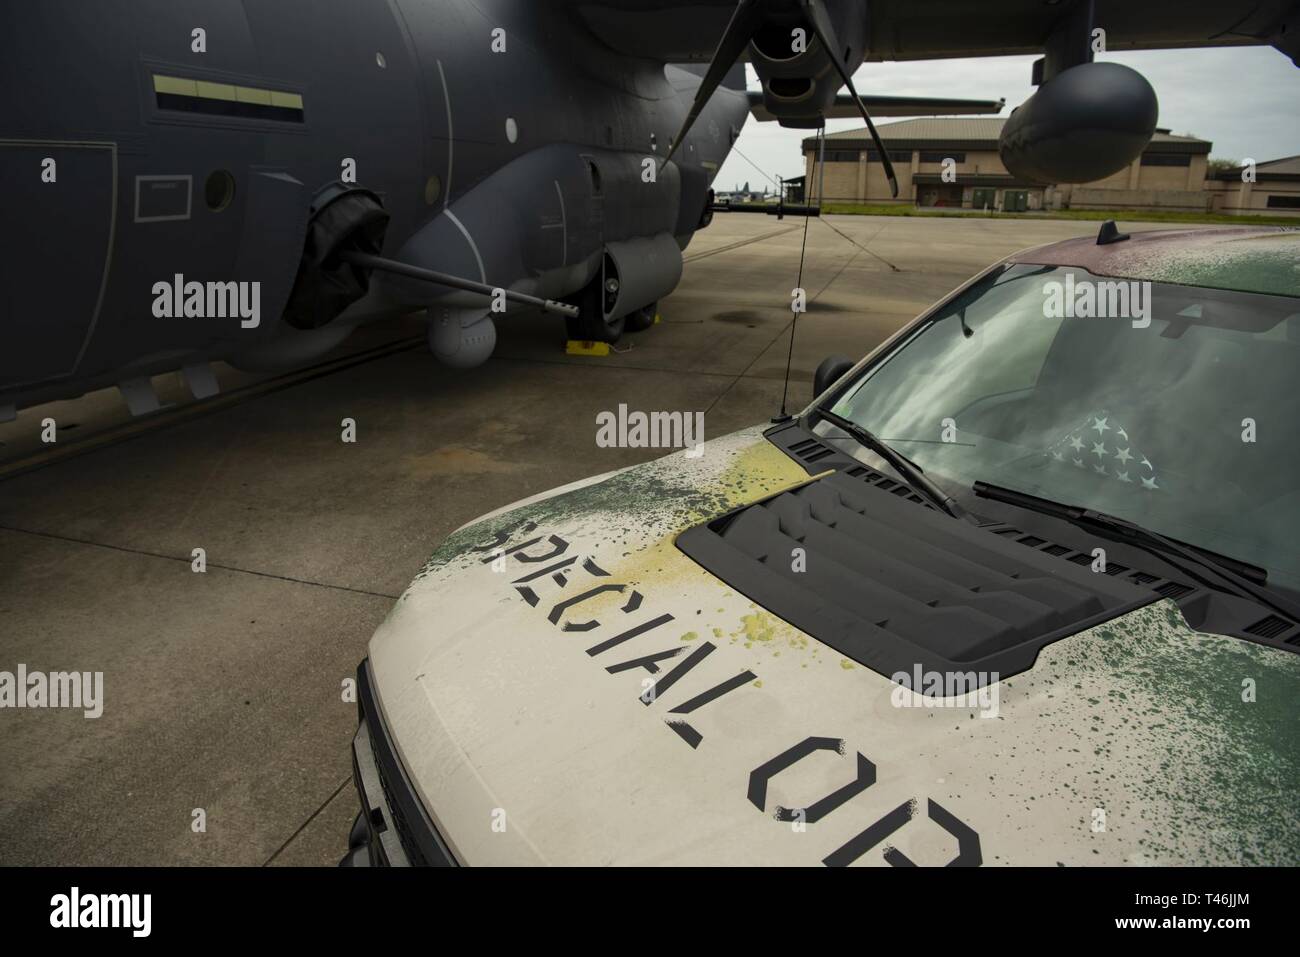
left=204, top=170, right=235, bottom=212
left=505, top=117, right=518, bottom=144
left=424, top=174, right=442, bottom=206
left=376, top=52, right=387, bottom=69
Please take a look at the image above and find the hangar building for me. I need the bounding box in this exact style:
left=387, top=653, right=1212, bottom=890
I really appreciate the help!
left=803, top=117, right=1217, bottom=214
left=1206, top=156, right=1300, bottom=215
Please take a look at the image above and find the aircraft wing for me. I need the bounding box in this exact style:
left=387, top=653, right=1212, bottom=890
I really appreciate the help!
left=557, top=1, right=738, bottom=62
left=556, top=0, right=1297, bottom=64
left=749, top=90, right=1005, bottom=121
left=563, top=0, right=1296, bottom=191
left=864, top=0, right=1298, bottom=63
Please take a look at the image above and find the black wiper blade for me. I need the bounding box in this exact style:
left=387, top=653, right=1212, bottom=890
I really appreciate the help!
left=814, top=408, right=968, bottom=520
left=973, top=480, right=1300, bottom=622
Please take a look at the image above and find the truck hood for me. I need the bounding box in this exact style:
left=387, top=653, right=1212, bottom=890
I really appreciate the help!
left=368, top=426, right=1300, bottom=865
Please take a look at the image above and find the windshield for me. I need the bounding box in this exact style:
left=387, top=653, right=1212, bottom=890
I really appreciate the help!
left=828, top=263, right=1300, bottom=590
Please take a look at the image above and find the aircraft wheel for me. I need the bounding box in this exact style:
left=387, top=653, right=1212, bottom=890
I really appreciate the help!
left=625, top=302, right=658, bottom=333
left=564, top=276, right=624, bottom=344
left=565, top=311, right=624, bottom=344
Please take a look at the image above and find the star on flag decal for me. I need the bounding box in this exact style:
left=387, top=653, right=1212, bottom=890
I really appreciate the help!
left=1046, top=411, right=1159, bottom=489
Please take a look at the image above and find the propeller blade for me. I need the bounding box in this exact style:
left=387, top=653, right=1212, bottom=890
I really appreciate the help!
left=799, top=0, right=899, bottom=198
left=662, top=0, right=765, bottom=168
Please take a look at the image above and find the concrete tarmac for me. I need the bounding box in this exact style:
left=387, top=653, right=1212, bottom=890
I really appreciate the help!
left=0, top=213, right=1190, bottom=865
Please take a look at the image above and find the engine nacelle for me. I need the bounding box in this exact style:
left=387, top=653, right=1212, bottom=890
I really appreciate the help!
left=748, top=0, right=869, bottom=129
left=999, top=62, right=1159, bottom=185
left=602, top=233, right=683, bottom=322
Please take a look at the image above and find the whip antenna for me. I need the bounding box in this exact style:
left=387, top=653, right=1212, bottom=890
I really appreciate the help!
left=776, top=124, right=824, bottom=421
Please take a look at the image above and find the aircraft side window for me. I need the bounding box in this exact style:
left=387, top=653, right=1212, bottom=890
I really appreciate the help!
left=585, top=159, right=603, bottom=197
left=205, top=170, right=236, bottom=212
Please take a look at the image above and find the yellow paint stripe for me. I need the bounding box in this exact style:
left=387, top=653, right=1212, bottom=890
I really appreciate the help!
left=153, top=74, right=197, bottom=97
left=195, top=80, right=239, bottom=101
left=269, top=90, right=303, bottom=110
left=152, top=74, right=302, bottom=110
left=234, top=85, right=272, bottom=106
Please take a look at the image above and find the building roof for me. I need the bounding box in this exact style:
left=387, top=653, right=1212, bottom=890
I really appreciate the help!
left=804, top=118, right=1211, bottom=153
left=1210, top=155, right=1300, bottom=181
left=1258, top=155, right=1300, bottom=174
left=1010, top=226, right=1300, bottom=297
left=912, top=173, right=1037, bottom=188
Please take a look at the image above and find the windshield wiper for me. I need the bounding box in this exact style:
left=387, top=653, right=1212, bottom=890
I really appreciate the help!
left=973, top=480, right=1300, bottom=622
left=812, top=408, right=969, bottom=520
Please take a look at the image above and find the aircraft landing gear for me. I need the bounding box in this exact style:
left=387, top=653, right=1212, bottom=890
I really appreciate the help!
left=625, top=302, right=658, bottom=332
left=564, top=272, right=624, bottom=344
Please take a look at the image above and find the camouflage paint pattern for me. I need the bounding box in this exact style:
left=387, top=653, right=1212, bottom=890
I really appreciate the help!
left=1015, top=226, right=1300, bottom=297
left=368, top=427, right=1300, bottom=866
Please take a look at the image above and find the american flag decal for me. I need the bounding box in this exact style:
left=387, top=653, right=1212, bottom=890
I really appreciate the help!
left=1044, top=411, right=1160, bottom=491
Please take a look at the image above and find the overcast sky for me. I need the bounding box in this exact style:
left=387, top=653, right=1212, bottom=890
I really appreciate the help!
left=714, top=46, right=1300, bottom=192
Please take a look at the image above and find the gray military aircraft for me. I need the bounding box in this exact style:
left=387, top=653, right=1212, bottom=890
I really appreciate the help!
left=3, top=0, right=1296, bottom=417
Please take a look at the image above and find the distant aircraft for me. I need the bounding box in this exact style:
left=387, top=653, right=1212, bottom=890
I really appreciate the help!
left=3, top=0, right=1294, bottom=417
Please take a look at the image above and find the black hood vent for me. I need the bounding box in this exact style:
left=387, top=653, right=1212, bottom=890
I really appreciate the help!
left=787, top=436, right=838, bottom=466
left=981, top=524, right=1300, bottom=651
left=1244, top=614, right=1296, bottom=642
left=767, top=422, right=1300, bottom=657
left=782, top=433, right=934, bottom=510
left=677, top=469, right=1151, bottom=682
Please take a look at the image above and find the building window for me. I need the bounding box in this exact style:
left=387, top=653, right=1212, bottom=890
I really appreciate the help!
left=1140, top=153, right=1192, bottom=167
left=1266, top=195, right=1300, bottom=209
left=866, top=149, right=912, bottom=162
left=920, top=151, right=964, bottom=163
left=822, top=150, right=860, bottom=162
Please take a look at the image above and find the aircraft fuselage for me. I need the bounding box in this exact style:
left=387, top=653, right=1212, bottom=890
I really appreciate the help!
left=1, top=0, right=746, bottom=410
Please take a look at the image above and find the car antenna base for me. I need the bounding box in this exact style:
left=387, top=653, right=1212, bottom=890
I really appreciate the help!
left=1097, top=220, right=1131, bottom=245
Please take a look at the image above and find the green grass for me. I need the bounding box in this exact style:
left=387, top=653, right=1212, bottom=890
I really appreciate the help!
left=817, top=203, right=1300, bottom=227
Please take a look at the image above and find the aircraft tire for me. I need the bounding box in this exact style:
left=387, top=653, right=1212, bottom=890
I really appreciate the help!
left=625, top=302, right=658, bottom=332
left=564, top=275, right=624, bottom=344
left=566, top=312, right=625, bottom=344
